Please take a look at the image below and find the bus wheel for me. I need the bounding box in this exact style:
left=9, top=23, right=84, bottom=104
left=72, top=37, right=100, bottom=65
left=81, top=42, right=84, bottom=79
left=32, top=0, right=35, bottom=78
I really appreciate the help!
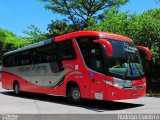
left=67, top=85, right=82, bottom=103
left=13, top=82, right=20, bottom=95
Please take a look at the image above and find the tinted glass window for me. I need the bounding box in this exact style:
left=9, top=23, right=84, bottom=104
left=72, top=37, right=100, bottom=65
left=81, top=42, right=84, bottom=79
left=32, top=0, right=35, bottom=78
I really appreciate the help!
left=76, top=37, right=105, bottom=73
left=3, top=53, right=19, bottom=67
left=3, top=55, right=9, bottom=67
left=106, top=39, right=144, bottom=79
left=57, top=40, right=76, bottom=60
left=3, top=40, right=76, bottom=67
left=3, top=43, right=57, bottom=67
left=31, top=43, right=57, bottom=64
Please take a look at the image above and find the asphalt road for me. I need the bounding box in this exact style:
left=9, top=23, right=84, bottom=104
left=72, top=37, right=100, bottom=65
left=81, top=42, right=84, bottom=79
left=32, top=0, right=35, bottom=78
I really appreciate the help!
left=0, top=82, right=160, bottom=114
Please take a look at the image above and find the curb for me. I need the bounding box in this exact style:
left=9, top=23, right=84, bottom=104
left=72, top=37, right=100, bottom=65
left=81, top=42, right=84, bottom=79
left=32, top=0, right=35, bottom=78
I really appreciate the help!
left=145, top=94, right=160, bottom=97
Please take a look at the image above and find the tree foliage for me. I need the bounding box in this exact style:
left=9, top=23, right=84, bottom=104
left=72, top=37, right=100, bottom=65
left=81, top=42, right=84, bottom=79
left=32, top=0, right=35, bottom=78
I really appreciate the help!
left=85, top=8, right=160, bottom=62
left=132, top=9, right=160, bottom=62
left=23, top=24, right=47, bottom=43
left=39, top=0, right=128, bottom=30
left=0, top=29, right=30, bottom=61
left=47, top=19, right=75, bottom=37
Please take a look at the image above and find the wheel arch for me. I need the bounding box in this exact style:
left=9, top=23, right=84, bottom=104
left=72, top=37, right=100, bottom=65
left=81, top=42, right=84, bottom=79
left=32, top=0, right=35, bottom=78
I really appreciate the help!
left=66, top=80, right=81, bottom=96
left=13, top=80, right=19, bottom=89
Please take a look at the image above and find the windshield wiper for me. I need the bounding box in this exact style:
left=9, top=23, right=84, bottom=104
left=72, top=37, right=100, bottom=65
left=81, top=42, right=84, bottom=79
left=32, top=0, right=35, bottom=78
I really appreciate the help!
left=127, top=52, right=143, bottom=79
left=134, top=62, right=142, bottom=77
left=123, top=54, right=132, bottom=79
left=130, top=55, right=142, bottom=78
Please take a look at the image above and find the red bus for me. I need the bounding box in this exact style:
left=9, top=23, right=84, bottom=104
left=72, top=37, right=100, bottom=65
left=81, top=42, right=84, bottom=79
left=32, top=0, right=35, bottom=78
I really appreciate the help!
left=1, top=31, right=151, bottom=103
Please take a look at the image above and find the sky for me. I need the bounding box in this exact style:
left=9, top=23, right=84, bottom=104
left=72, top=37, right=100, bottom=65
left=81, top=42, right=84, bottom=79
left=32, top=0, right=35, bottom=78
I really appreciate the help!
left=0, top=0, right=160, bottom=37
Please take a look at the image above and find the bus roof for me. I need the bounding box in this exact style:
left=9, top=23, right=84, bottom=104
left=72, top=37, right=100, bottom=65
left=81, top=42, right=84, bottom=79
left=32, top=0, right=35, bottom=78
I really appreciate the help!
left=4, top=31, right=133, bottom=56
left=4, top=38, right=54, bottom=56
left=55, top=31, right=133, bottom=42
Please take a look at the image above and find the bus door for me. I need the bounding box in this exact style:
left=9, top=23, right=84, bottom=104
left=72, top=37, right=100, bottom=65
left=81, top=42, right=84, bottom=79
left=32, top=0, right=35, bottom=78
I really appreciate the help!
left=88, top=45, right=106, bottom=100
left=76, top=37, right=106, bottom=100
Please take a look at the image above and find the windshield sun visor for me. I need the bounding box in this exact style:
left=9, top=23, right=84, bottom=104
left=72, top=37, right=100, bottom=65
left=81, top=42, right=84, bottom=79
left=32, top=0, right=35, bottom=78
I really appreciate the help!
left=136, top=46, right=152, bottom=61
left=93, top=39, right=112, bottom=56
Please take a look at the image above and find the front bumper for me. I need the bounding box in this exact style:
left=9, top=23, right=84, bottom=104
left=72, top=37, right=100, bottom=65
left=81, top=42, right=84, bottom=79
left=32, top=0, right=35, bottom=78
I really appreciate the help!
left=103, top=85, right=146, bottom=101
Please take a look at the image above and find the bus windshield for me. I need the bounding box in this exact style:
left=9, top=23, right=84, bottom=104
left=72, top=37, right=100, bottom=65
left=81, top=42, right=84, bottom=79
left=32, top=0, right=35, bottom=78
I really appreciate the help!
left=106, top=39, right=144, bottom=79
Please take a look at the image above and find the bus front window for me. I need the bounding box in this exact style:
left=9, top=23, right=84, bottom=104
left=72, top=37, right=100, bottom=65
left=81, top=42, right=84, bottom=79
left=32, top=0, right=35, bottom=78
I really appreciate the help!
left=106, top=39, right=144, bottom=80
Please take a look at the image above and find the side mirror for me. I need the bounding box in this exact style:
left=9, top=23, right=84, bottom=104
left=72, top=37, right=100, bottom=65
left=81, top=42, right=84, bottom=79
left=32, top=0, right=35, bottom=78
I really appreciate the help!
left=136, top=46, right=152, bottom=61
left=93, top=39, right=112, bottom=56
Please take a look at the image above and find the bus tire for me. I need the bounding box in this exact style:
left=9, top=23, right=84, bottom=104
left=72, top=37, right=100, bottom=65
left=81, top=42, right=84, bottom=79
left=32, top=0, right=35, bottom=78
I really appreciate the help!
left=13, top=82, right=20, bottom=96
left=67, top=84, right=82, bottom=104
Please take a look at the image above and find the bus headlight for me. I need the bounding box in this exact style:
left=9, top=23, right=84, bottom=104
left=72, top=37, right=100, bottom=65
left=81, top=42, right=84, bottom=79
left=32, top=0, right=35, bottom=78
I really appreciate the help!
left=124, top=80, right=133, bottom=86
left=104, top=80, right=113, bottom=86
left=113, top=78, right=124, bottom=88
left=104, top=78, right=133, bottom=89
left=104, top=80, right=123, bottom=88
left=114, top=78, right=133, bottom=89
left=114, top=83, right=123, bottom=89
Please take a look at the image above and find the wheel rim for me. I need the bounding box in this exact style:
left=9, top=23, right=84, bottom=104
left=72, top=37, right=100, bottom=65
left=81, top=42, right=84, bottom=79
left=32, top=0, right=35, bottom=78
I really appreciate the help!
left=72, top=89, right=80, bottom=100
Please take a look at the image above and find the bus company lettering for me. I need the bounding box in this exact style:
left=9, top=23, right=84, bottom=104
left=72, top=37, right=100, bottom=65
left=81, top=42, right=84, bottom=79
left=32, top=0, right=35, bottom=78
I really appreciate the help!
left=123, top=42, right=137, bottom=53
left=17, top=64, right=48, bottom=74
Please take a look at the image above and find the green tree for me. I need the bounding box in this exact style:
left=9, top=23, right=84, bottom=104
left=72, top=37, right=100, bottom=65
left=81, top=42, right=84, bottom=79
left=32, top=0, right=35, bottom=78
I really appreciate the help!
left=39, top=0, right=128, bottom=30
left=23, top=24, right=47, bottom=43
left=47, top=19, right=75, bottom=37
left=132, top=9, right=160, bottom=53
left=0, top=29, right=30, bottom=61
left=86, top=8, right=160, bottom=62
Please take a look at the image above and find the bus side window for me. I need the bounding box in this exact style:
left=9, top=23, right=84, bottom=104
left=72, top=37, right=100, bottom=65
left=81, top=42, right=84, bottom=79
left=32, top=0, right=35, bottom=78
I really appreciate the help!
left=30, top=49, right=37, bottom=64
left=3, top=55, right=8, bottom=67
left=45, top=43, right=57, bottom=62
left=31, top=43, right=57, bottom=64
left=57, top=40, right=76, bottom=60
